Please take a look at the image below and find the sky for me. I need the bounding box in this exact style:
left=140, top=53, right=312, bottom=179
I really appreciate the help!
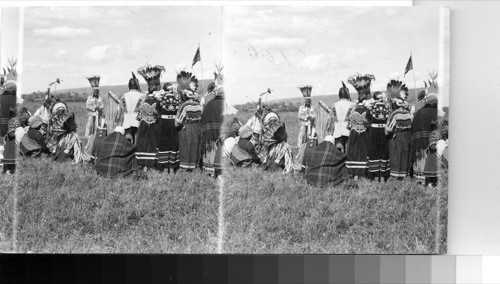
left=224, top=6, right=448, bottom=106
left=21, top=6, right=223, bottom=94
left=1, top=7, right=20, bottom=78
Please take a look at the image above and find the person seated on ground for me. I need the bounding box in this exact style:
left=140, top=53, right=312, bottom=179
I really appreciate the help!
left=304, top=135, right=348, bottom=188
left=258, top=110, right=298, bottom=173
left=49, top=102, right=90, bottom=163
left=15, top=107, right=31, bottom=146
left=20, top=114, right=50, bottom=157
left=222, top=118, right=241, bottom=161
left=2, top=117, right=20, bottom=174
left=94, top=126, right=146, bottom=180
left=230, top=125, right=260, bottom=168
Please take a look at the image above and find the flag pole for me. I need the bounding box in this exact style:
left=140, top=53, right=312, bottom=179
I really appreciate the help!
left=198, top=40, right=206, bottom=94
left=410, top=50, right=417, bottom=98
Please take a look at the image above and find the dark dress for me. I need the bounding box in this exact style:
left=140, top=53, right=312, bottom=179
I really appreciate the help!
left=346, top=103, right=370, bottom=176
left=200, top=95, right=224, bottom=176
left=411, top=103, right=438, bottom=182
left=157, top=93, right=180, bottom=172
left=367, top=101, right=390, bottom=180
left=136, top=95, right=160, bottom=168
left=0, top=88, right=17, bottom=138
left=176, top=99, right=203, bottom=170
left=386, top=108, right=413, bottom=178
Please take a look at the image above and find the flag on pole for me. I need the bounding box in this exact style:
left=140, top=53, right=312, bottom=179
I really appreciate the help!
left=404, top=55, right=413, bottom=77
left=192, top=47, right=201, bottom=68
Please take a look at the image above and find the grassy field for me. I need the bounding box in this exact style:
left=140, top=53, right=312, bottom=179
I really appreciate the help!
left=0, top=159, right=218, bottom=253
left=222, top=110, right=448, bottom=254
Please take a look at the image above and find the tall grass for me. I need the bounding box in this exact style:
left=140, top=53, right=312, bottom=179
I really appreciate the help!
left=0, top=159, right=218, bottom=253
left=222, top=166, right=447, bottom=254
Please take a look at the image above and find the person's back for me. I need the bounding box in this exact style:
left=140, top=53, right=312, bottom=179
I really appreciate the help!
left=95, top=128, right=138, bottom=178
left=333, top=99, right=353, bottom=138
left=305, top=137, right=347, bottom=187
left=122, top=89, right=145, bottom=130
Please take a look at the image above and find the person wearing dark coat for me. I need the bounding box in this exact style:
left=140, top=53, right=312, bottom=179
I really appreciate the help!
left=304, top=135, right=348, bottom=187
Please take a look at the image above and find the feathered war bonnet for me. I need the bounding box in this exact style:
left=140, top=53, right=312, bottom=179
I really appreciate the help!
left=176, top=70, right=199, bottom=101
left=386, top=79, right=409, bottom=99
left=128, top=72, right=141, bottom=92
left=347, top=73, right=375, bottom=102
left=338, top=81, right=351, bottom=100
left=86, top=75, right=100, bottom=96
left=137, top=64, right=165, bottom=94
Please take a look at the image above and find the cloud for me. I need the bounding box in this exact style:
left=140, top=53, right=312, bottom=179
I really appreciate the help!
left=33, top=26, right=91, bottom=40
left=300, top=53, right=337, bottom=72
left=84, top=45, right=122, bottom=62
left=55, top=50, right=66, bottom=58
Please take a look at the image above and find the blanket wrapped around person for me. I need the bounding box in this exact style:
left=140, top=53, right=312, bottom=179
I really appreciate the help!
left=94, top=126, right=145, bottom=179
left=304, top=135, right=348, bottom=187
left=48, top=102, right=90, bottom=163
left=257, top=110, right=300, bottom=173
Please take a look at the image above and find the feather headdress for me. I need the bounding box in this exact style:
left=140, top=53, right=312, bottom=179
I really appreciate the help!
left=298, top=85, right=313, bottom=98
left=347, top=73, right=375, bottom=97
left=86, top=75, right=101, bottom=89
left=176, top=70, right=199, bottom=99
left=1, top=58, right=17, bottom=82
left=138, top=64, right=164, bottom=93
left=386, top=79, right=409, bottom=99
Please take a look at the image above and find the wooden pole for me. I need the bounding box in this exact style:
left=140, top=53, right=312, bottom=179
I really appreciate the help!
left=198, top=41, right=206, bottom=93
left=411, top=51, right=417, bottom=99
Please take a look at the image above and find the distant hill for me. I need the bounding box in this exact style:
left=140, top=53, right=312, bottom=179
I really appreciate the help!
left=265, top=88, right=423, bottom=107
left=22, top=79, right=214, bottom=101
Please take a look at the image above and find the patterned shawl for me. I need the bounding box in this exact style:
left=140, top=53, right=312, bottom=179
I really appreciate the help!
left=95, top=132, right=138, bottom=178
left=304, top=141, right=347, bottom=187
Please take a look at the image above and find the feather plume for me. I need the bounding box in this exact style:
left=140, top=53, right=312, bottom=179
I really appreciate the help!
left=386, top=79, right=409, bottom=98
left=298, top=85, right=313, bottom=98
left=176, top=70, right=199, bottom=94
left=86, top=75, right=101, bottom=88
left=137, top=64, right=165, bottom=81
left=347, top=73, right=375, bottom=97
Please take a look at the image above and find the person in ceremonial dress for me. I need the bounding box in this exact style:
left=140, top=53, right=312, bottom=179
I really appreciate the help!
left=157, top=82, right=180, bottom=173
left=136, top=64, right=164, bottom=170
left=385, top=97, right=413, bottom=179
left=367, top=91, right=391, bottom=182
left=121, top=72, right=146, bottom=144
left=345, top=73, right=375, bottom=179
left=175, top=71, right=203, bottom=171
left=332, top=81, right=354, bottom=153
left=297, top=85, right=316, bottom=148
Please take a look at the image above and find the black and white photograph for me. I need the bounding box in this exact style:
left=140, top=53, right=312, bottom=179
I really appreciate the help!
left=0, top=5, right=224, bottom=253
left=1, top=4, right=449, bottom=255
left=222, top=5, right=449, bottom=253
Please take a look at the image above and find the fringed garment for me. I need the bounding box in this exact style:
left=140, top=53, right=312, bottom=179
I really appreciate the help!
left=200, top=96, right=224, bottom=175
left=157, top=93, right=180, bottom=172
left=385, top=108, right=413, bottom=178
left=367, top=102, right=390, bottom=179
left=304, top=141, right=347, bottom=187
left=50, top=111, right=89, bottom=163
left=103, top=91, right=123, bottom=133
left=411, top=104, right=437, bottom=181
left=136, top=96, right=160, bottom=168
left=345, top=104, right=370, bottom=176
left=176, top=99, right=203, bottom=170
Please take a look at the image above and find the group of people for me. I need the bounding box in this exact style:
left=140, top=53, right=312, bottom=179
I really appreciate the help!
left=0, top=64, right=225, bottom=180
left=224, top=73, right=448, bottom=188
